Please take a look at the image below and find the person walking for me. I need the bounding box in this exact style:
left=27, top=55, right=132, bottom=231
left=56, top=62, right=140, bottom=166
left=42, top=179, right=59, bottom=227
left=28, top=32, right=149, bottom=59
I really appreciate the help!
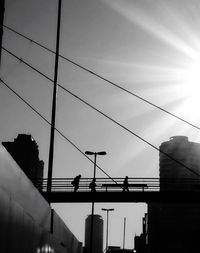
left=71, top=174, right=81, bottom=192
left=122, top=176, right=129, bottom=192
left=89, top=178, right=96, bottom=192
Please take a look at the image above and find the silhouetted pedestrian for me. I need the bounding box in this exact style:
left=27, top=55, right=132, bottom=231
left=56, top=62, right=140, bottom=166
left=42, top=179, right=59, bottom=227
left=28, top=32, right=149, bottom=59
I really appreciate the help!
left=89, top=178, right=96, bottom=192
left=71, top=174, right=81, bottom=192
left=122, top=176, right=129, bottom=192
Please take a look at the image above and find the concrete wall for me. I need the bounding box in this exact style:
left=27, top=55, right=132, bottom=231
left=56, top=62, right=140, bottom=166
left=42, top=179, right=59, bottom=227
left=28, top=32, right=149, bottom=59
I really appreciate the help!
left=0, top=144, right=82, bottom=253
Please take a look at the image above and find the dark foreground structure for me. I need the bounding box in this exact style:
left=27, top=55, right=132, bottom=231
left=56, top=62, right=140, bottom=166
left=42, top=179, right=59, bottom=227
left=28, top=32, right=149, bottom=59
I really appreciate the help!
left=0, top=143, right=82, bottom=253
left=135, top=136, right=200, bottom=253
left=84, top=215, right=103, bottom=253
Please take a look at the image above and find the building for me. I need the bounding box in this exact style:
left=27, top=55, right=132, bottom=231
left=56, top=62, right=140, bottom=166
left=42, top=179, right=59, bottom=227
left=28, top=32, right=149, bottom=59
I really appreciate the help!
left=84, top=214, right=103, bottom=253
left=147, top=136, right=200, bottom=253
left=0, top=137, right=83, bottom=253
left=159, top=135, right=200, bottom=190
left=134, top=214, right=148, bottom=253
left=2, top=134, right=44, bottom=185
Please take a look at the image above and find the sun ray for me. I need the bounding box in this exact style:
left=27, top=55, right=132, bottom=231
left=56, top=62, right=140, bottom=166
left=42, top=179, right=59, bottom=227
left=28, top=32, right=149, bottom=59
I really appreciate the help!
left=105, top=0, right=198, bottom=59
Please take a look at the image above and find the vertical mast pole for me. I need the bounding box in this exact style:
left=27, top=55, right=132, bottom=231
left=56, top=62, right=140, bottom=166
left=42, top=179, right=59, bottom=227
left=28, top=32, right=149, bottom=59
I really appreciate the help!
left=47, top=0, right=62, bottom=201
left=123, top=217, right=126, bottom=250
left=0, top=0, right=5, bottom=65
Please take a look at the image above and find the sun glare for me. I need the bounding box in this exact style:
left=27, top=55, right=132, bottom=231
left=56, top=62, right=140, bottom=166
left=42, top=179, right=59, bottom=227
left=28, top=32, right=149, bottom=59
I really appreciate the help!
left=178, top=58, right=200, bottom=120
left=105, top=0, right=200, bottom=124
left=182, top=61, right=200, bottom=98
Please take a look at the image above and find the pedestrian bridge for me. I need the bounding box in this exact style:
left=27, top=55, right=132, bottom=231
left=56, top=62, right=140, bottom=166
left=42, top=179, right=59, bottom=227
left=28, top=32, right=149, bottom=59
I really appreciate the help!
left=32, top=177, right=200, bottom=203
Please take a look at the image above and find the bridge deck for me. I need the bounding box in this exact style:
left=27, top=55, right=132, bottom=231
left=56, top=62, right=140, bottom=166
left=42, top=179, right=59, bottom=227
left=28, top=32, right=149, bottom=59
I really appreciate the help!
left=32, top=177, right=200, bottom=203
left=42, top=191, right=200, bottom=203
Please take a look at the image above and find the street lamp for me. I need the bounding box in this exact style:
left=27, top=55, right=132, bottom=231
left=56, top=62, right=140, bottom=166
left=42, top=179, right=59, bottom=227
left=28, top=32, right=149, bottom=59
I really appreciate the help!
left=102, top=208, right=115, bottom=251
left=85, top=151, right=107, bottom=253
left=85, top=151, right=107, bottom=178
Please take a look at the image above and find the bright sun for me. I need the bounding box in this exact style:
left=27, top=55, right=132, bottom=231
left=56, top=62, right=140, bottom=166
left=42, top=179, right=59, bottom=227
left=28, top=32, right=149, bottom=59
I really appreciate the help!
left=179, top=59, right=200, bottom=119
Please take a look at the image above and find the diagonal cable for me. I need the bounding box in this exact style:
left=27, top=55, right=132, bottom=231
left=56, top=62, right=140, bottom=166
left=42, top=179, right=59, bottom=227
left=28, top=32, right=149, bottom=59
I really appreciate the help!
left=0, top=78, right=117, bottom=183
left=3, top=24, right=200, bottom=131
left=1, top=47, right=200, bottom=177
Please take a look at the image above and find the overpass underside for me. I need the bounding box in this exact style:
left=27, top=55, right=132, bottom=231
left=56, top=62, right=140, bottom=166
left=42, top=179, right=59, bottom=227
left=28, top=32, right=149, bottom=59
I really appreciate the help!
left=42, top=191, right=200, bottom=203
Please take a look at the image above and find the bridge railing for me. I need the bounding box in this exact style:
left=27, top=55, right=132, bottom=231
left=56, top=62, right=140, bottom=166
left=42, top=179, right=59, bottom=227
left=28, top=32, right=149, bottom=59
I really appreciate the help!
left=30, top=177, right=200, bottom=193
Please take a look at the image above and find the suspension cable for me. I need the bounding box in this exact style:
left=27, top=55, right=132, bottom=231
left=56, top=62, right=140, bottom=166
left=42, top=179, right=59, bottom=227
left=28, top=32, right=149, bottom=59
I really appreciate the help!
left=1, top=47, right=200, bottom=177
left=3, top=25, right=200, bottom=131
left=0, top=78, right=118, bottom=182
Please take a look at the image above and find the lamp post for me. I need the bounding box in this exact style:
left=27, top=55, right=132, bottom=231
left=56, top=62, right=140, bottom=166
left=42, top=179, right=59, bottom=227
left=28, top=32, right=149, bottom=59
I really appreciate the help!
left=102, top=208, right=115, bottom=252
left=85, top=151, right=107, bottom=178
left=123, top=217, right=126, bottom=250
left=85, top=151, right=107, bottom=253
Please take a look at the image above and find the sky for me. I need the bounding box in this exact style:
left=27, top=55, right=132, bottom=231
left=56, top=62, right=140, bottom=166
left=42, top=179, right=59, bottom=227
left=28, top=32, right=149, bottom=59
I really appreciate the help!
left=2, top=0, right=200, bottom=249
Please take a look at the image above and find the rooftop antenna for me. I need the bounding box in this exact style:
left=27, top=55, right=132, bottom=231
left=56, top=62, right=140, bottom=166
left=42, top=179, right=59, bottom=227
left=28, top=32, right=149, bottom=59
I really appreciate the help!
left=47, top=0, right=62, bottom=202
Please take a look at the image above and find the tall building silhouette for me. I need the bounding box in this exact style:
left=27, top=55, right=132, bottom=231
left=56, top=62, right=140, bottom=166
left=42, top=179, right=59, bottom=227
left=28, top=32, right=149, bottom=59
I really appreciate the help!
left=84, top=214, right=103, bottom=253
left=2, top=134, right=44, bottom=184
left=134, top=213, right=148, bottom=253
left=160, top=136, right=200, bottom=185
left=148, top=136, right=200, bottom=253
